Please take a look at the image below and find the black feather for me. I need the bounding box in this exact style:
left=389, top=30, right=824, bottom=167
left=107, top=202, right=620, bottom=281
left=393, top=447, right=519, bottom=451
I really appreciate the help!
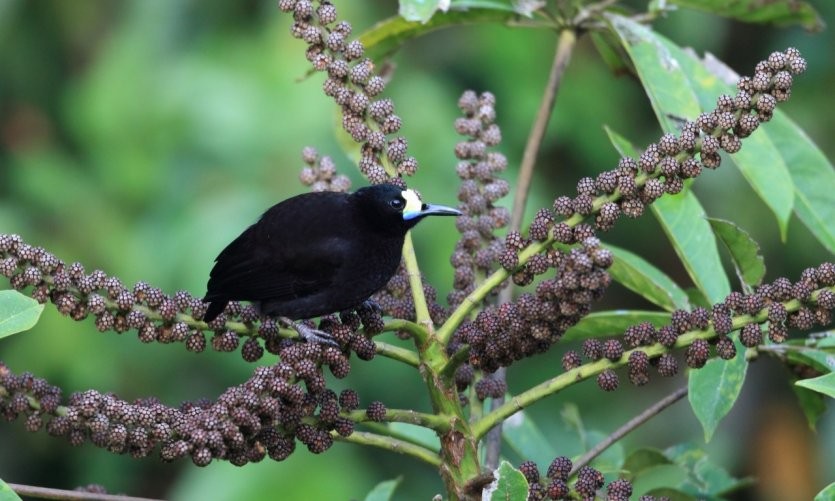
left=202, top=184, right=459, bottom=322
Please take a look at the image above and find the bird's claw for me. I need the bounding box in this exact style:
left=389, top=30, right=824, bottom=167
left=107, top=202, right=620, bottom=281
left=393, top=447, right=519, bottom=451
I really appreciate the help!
left=358, top=299, right=383, bottom=316
left=280, top=317, right=339, bottom=347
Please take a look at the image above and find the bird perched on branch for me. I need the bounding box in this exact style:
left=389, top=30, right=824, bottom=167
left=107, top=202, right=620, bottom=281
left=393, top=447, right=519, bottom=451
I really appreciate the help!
left=202, top=183, right=460, bottom=344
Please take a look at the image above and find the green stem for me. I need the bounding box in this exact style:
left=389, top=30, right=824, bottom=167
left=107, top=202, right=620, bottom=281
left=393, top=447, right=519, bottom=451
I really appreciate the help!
left=360, top=421, right=437, bottom=449
left=374, top=341, right=421, bottom=368
left=381, top=318, right=426, bottom=338
left=333, top=431, right=442, bottom=467
left=402, top=232, right=433, bottom=340
left=471, top=290, right=830, bottom=438
left=345, top=408, right=451, bottom=432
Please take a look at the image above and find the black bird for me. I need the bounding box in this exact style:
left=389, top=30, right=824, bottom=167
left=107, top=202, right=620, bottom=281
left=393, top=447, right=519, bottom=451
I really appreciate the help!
left=202, top=183, right=460, bottom=343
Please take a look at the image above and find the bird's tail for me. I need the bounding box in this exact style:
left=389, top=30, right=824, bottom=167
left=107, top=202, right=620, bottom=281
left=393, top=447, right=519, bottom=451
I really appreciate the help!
left=202, top=298, right=228, bottom=323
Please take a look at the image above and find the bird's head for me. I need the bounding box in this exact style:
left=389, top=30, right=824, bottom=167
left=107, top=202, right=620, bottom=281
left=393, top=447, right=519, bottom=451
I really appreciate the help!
left=353, top=184, right=461, bottom=232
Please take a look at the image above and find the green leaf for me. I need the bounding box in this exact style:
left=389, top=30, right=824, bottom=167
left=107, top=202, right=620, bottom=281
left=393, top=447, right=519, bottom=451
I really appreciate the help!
left=631, top=465, right=689, bottom=499
left=605, top=14, right=795, bottom=241
left=653, top=192, right=732, bottom=304
left=603, top=127, right=731, bottom=304
left=360, top=7, right=517, bottom=61
left=691, top=454, right=742, bottom=495
left=684, top=288, right=711, bottom=309
left=642, top=488, right=696, bottom=501
left=664, top=45, right=796, bottom=241
left=784, top=345, right=835, bottom=374
left=399, top=0, right=447, bottom=23
left=364, top=477, right=402, bottom=501
left=764, top=112, right=835, bottom=253
left=623, top=448, right=673, bottom=477
left=563, top=311, right=671, bottom=341
left=388, top=422, right=441, bottom=450
left=708, top=218, right=766, bottom=290
left=795, top=372, right=835, bottom=399
left=502, top=409, right=560, bottom=466
left=486, top=461, right=529, bottom=501
left=665, top=442, right=750, bottom=496
left=604, top=15, right=701, bottom=130
left=667, top=0, right=824, bottom=31
left=0, top=290, right=45, bottom=339
left=792, top=385, right=826, bottom=430
left=510, top=0, right=545, bottom=17
left=815, top=482, right=835, bottom=501
left=688, top=339, right=748, bottom=442
left=590, top=31, right=631, bottom=75
left=0, top=479, right=22, bottom=501
left=606, top=242, right=690, bottom=311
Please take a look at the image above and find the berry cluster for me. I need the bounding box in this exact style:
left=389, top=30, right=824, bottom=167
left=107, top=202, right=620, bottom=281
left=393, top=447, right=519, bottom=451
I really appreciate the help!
left=298, top=146, right=352, bottom=192
left=448, top=90, right=511, bottom=308
left=547, top=48, right=806, bottom=236
left=517, top=458, right=632, bottom=500
left=553, top=265, right=835, bottom=392
left=455, top=237, right=612, bottom=374
left=0, top=344, right=365, bottom=466
left=279, top=0, right=416, bottom=184
left=0, top=233, right=383, bottom=362
left=442, top=48, right=809, bottom=382
left=372, top=263, right=449, bottom=332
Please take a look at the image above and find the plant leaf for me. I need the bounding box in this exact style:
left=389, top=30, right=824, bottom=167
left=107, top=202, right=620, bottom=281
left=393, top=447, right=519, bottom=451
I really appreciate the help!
left=399, top=0, right=448, bottom=23
left=631, top=465, right=689, bottom=499
left=563, top=311, right=671, bottom=341
left=360, top=6, right=518, bottom=61
left=606, top=242, right=690, bottom=311
left=641, top=488, right=696, bottom=501
left=364, top=477, right=402, bottom=501
left=688, top=339, right=748, bottom=442
left=708, top=218, right=766, bottom=290
left=784, top=344, right=835, bottom=374
left=792, top=385, right=827, bottom=430
left=605, top=13, right=795, bottom=241
left=502, top=409, right=561, bottom=466
left=814, top=482, right=835, bottom=501
left=669, top=49, right=796, bottom=242
left=485, top=461, right=529, bottom=501
left=667, top=0, right=824, bottom=31
left=388, top=422, right=441, bottom=449
left=665, top=442, right=751, bottom=496
left=0, top=290, right=45, bottom=339
left=604, top=127, right=731, bottom=304
left=795, top=372, right=835, bottom=399
left=653, top=192, right=732, bottom=304
left=0, top=479, right=22, bottom=501
left=763, top=112, right=835, bottom=253
left=624, top=448, right=673, bottom=476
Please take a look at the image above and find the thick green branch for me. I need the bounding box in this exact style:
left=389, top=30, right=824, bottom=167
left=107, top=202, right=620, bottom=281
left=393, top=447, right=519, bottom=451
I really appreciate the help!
left=402, top=232, right=433, bottom=339
left=333, top=430, right=442, bottom=467
left=471, top=289, right=832, bottom=438
left=345, top=408, right=451, bottom=432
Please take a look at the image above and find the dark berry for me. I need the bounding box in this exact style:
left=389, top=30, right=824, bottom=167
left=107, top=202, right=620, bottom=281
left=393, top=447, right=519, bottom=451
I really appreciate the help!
left=715, top=335, right=737, bottom=360
left=657, top=354, right=678, bottom=377
left=597, top=370, right=619, bottom=391
left=685, top=339, right=711, bottom=368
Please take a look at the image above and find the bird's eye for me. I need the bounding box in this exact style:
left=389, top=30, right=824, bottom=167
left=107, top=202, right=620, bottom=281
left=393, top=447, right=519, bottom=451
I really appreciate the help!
left=390, top=199, right=405, bottom=210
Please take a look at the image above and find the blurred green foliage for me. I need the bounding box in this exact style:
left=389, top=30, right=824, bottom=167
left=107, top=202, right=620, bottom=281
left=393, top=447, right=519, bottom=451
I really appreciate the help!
left=1, top=0, right=833, bottom=499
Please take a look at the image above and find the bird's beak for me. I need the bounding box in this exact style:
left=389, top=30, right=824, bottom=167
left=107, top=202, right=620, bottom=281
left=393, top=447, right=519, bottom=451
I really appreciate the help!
left=417, top=203, right=462, bottom=218
left=403, top=203, right=462, bottom=221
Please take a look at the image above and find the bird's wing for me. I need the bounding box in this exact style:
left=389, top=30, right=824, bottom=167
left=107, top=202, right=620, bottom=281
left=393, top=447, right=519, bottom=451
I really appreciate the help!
left=205, top=225, right=343, bottom=302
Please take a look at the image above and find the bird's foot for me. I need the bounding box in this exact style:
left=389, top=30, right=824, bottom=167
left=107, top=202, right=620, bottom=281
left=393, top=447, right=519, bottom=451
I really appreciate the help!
left=279, top=317, right=339, bottom=347
left=358, top=299, right=382, bottom=316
